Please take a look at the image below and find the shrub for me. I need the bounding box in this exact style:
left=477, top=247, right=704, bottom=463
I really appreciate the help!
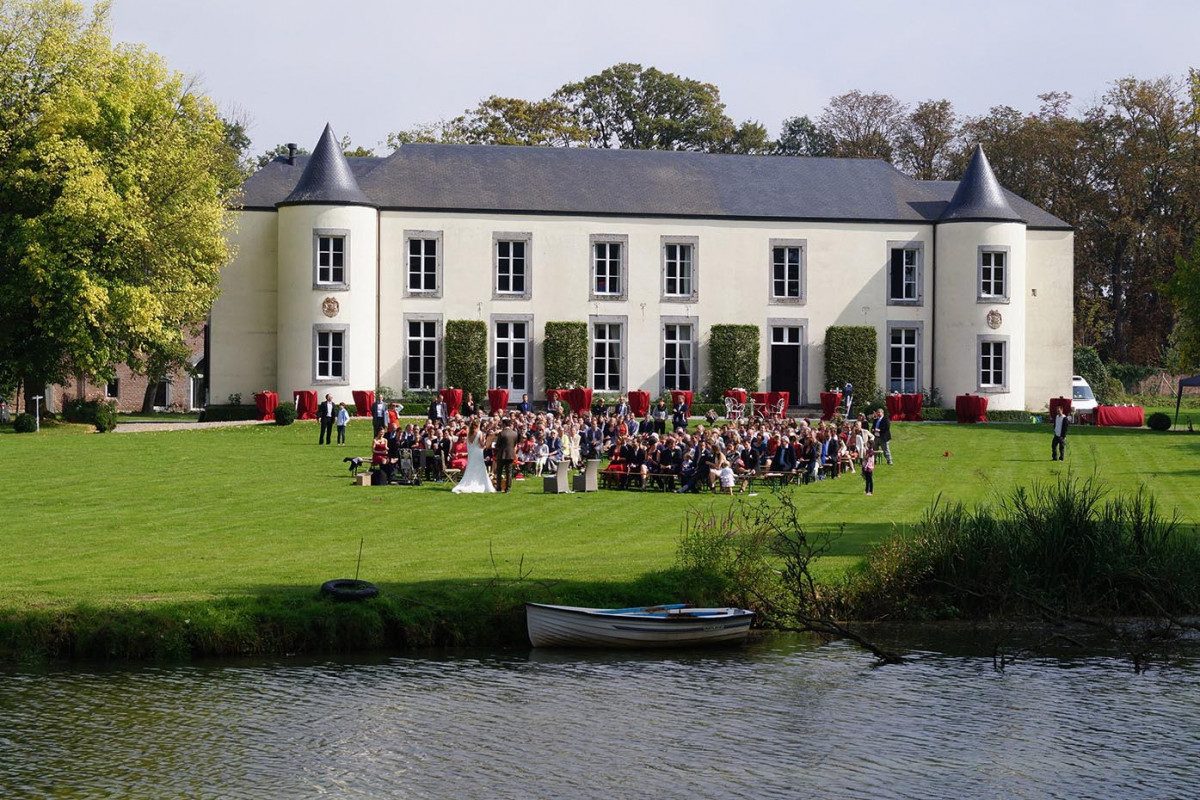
left=201, top=404, right=258, bottom=422
left=13, top=413, right=36, bottom=433
left=1073, top=346, right=1109, bottom=399
left=445, top=320, right=488, bottom=400
left=63, top=397, right=118, bottom=432
left=1147, top=412, right=1172, bottom=431
left=706, top=325, right=759, bottom=401
left=544, top=321, right=587, bottom=390
left=274, top=401, right=297, bottom=426
left=375, top=385, right=399, bottom=402
left=824, top=326, right=877, bottom=398
left=1101, top=375, right=1126, bottom=405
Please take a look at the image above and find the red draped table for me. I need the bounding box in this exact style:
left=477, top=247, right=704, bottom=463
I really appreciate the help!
left=821, top=391, right=843, bottom=420
left=253, top=391, right=278, bottom=421
left=768, top=391, right=789, bottom=416
left=352, top=390, right=374, bottom=417
left=751, top=392, right=771, bottom=418
left=900, top=393, right=923, bottom=421
left=885, top=394, right=903, bottom=420
left=954, top=394, right=988, bottom=423
left=1095, top=406, right=1144, bottom=427
left=724, top=389, right=748, bottom=404
left=1048, top=397, right=1072, bottom=419
left=440, top=388, right=463, bottom=416
left=628, top=390, right=651, bottom=418
left=487, top=388, right=510, bottom=414
left=293, top=390, right=317, bottom=420
left=550, top=387, right=593, bottom=415
left=670, top=390, right=694, bottom=412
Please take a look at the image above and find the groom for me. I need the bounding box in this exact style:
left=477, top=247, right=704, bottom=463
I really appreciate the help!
left=492, top=417, right=519, bottom=493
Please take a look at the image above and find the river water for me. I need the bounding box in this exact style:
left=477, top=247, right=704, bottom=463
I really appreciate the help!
left=2, top=635, right=1197, bottom=799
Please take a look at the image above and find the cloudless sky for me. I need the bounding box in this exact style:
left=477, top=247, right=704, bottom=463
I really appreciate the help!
left=95, top=0, right=1199, bottom=156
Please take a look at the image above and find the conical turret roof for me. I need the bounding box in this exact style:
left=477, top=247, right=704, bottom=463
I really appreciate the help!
left=280, top=124, right=373, bottom=207
left=940, top=145, right=1023, bottom=223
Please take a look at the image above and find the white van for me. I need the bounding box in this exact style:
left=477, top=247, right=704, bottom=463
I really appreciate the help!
left=1072, top=376, right=1098, bottom=415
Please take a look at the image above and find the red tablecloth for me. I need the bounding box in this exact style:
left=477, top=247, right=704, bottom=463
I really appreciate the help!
left=628, top=390, right=651, bottom=418
left=1049, top=397, right=1072, bottom=419
left=1095, top=405, right=1144, bottom=427
left=351, top=390, right=374, bottom=417
left=768, top=391, right=790, bottom=413
left=487, top=388, right=509, bottom=414
left=955, top=394, right=988, bottom=423
left=670, top=390, right=694, bottom=411
left=440, top=388, right=463, bottom=416
left=886, top=394, right=904, bottom=420
left=751, top=392, right=771, bottom=418
left=558, top=387, right=593, bottom=414
left=724, top=389, right=748, bottom=404
left=253, top=391, right=278, bottom=421
left=293, top=390, right=317, bottom=420
left=901, top=393, right=923, bottom=422
left=820, top=392, right=842, bottom=421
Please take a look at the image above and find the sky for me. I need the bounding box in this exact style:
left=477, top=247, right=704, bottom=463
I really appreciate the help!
left=96, top=0, right=1200, bottom=157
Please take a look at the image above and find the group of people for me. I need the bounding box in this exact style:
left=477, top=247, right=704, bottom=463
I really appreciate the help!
left=355, top=390, right=893, bottom=497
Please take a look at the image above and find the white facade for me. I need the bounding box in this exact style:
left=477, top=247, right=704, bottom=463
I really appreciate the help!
left=210, top=134, right=1074, bottom=412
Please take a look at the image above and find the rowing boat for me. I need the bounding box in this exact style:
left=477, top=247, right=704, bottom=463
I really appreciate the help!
left=525, top=602, right=754, bottom=648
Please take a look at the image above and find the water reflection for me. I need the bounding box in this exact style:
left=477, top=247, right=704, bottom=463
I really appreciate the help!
left=2, top=638, right=1197, bottom=799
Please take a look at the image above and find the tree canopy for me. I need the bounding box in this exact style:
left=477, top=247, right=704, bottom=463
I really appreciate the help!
left=0, top=0, right=237, bottom=401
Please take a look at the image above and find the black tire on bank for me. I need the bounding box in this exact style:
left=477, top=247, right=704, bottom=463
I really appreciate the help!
left=320, top=579, right=380, bottom=601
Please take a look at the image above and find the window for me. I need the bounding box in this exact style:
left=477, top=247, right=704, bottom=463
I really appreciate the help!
left=663, top=323, right=694, bottom=391
left=404, top=230, right=442, bottom=297
left=664, top=244, right=692, bottom=297
left=313, top=230, right=348, bottom=288
left=314, top=327, right=347, bottom=383
left=153, top=380, right=168, bottom=408
left=979, top=338, right=1007, bottom=391
left=592, top=240, right=624, bottom=298
left=592, top=322, right=623, bottom=391
left=662, top=236, right=698, bottom=301
left=494, top=233, right=532, bottom=299
left=979, top=247, right=1009, bottom=301
left=770, top=240, right=806, bottom=303
left=105, top=379, right=119, bottom=399
left=888, top=327, right=919, bottom=393
left=407, top=319, right=439, bottom=390
left=887, top=243, right=922, bottom=305
left=494, top=319, right=529, bottom=391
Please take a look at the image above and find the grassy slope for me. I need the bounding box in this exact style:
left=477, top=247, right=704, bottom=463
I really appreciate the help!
left=2, top=418, right=1199, bottom=612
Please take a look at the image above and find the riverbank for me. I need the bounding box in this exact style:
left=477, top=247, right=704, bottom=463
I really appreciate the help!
left=2, top=419, right=1199, bottom=661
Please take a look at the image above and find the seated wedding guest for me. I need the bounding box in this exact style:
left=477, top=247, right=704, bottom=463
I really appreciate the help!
left=547, top=393, right=562, bottom=419
left=518, top=433, right=538, bottom=471
left=449, top=431, right=469, bottom=470
left=545, top=428, right=563, bottom=473
left=535, top=435, right=550, bottom=476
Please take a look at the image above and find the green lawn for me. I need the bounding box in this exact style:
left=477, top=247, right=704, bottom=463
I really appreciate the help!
left=2, top=418, right=1199, bottom=611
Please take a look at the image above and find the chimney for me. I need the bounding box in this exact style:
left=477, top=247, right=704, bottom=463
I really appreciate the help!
left=286, top=143, right=297, bottom=165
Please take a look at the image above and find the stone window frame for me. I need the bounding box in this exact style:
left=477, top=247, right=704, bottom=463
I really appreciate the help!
left=661, top=235, right=699, bottom=303
left=589, top=314, right=628, bottom=391
left=767, top=316, right=809, bottom=405
left=490, top=312, right=534, bottom=394
left=659, top=315, right=699, bottom=395
left=977, top=333, right=1010, bottom=394
left=978, top=244, right=1012, bottom=304
left=493, top=231, right=533, bottom=301
left=768, top=238, right=807, bottom=306
left=885, top=320, right=925, bottom=394
left=312, top=228, right=350, bottom=291
left=886, top=240, right=924, bottom=307
left=403, top=229, right=443, bottom=299
left=312, top=323, right=350, bottom=386
left=589, top=234, right=629, bottom=302
left=403, top=313, right=442, bottom=392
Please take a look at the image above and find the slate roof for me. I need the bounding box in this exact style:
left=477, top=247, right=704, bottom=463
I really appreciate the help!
left=238, top=139, right=1070, bottom=230
left=939, top=145, right=1023, bottom=223
left=280, top=124, right=373, bottom=206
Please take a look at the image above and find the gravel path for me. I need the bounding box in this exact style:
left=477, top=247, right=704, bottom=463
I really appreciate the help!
left=113, top=419, right=271, bottom=433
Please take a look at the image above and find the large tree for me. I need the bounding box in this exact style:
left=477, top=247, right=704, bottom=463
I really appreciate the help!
left=0, top=0, right=236, bottom=410
left=818, top=90, right=908, bottom=161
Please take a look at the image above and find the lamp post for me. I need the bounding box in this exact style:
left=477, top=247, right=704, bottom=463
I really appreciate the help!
left=32, top=395, right=43, bottom=432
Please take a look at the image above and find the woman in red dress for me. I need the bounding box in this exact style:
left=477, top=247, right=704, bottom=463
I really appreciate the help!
left=449, top=431, right=470, bottom=470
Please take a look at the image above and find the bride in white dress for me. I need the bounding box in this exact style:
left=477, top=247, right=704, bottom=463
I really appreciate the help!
left=452, top=419, right=496, bottom=494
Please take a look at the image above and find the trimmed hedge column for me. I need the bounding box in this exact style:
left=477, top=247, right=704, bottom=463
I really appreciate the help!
left=706, top=324, right=760, bottom=400
left=445, top=320, right=488, bottom=401
left=544, top=321, right=588, bottom=390
left=824, top=325, right=877, bottom=398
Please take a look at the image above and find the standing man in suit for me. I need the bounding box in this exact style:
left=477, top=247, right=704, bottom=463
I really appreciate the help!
left=428, top=397, right=447, bottom=425
left=519, top=393, right=532, bottom=414
left=872, top=408, right=893, bottom=465
left=317, top=393, right=335, bottom=445
left=492, top=417, right=520, bottom=493
left=1051, top=407, right=1070, bottom=461
left=371, top=396, right=388, bottom=436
